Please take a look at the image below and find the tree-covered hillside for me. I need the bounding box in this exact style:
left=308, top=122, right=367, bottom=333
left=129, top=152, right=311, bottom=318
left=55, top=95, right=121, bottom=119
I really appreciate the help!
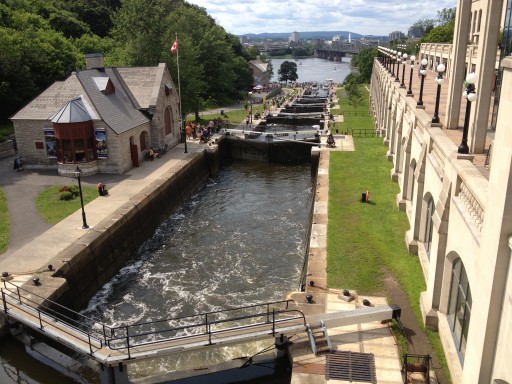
left=0, top=0, right=254, bottom=121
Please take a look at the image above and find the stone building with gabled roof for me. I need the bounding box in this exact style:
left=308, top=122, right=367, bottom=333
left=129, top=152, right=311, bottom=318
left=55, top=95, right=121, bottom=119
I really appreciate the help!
left=10, top=53, right=181, bottom=176
left=249, top=58, right=271, bottom=89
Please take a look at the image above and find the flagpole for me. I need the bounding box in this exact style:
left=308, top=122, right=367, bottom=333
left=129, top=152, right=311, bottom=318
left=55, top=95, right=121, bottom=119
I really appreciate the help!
left=174, top=33, right=187, bottom=153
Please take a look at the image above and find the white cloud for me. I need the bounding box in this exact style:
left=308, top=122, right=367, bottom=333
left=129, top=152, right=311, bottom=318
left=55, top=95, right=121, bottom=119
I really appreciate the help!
left=186, top=0, right=457, bottom=36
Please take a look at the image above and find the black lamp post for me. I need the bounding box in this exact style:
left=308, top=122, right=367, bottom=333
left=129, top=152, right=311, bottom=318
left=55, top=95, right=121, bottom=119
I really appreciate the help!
left=416, top=58, right=428, bottom=107
left=181, top=114, right=188, bottom=153
left=391, top=50, right=396, bottom=77
left=431, top=63, right=446, bottom=124
left=458, top=72, right=478, bottom=154
left=400, top=53, right=407, bottom=88
left=395, top=51, right=401, bottom=82
left=248, top=92, right=253, bottom=126
left=407, top=55, right=416, bottom=95
left=73, top=166, right=89, bottom=229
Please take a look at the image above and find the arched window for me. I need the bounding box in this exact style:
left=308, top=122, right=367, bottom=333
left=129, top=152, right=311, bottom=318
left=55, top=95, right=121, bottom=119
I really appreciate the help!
left=164, top=107, right=172, bottom=135
left=140, top=131, right=149, bottom=151
left=448, top=259, right=471, bottom=363
left=407, top=161, right=416, bottom=202
left=424, top=198, right=434, bottom=259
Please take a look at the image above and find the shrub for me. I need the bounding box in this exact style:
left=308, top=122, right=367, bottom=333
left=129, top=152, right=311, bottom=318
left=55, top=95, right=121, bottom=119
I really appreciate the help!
left=69, top=185, right=80, bottom=196
left=59, top=186, right=71, bottom=193
left=60, top=191, right=74, bottom=201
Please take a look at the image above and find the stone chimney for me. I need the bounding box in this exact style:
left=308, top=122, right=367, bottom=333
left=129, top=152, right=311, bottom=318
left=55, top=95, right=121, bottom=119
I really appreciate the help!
left=85, top=53, right=104, bottom=70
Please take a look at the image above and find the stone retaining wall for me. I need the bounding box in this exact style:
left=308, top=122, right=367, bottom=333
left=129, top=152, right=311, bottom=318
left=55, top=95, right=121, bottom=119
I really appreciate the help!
left=0, top=140, right=15, bottom=160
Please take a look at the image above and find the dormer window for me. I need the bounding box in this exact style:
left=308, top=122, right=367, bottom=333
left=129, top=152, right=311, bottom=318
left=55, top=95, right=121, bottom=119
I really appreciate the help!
left=164, top=83, right=173, bottom=96
left=93, top=77, right=115, bottom=95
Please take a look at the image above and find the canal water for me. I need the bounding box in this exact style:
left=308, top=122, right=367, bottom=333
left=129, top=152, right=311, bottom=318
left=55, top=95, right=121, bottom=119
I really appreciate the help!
left=80, top=161, right=314, bottom=381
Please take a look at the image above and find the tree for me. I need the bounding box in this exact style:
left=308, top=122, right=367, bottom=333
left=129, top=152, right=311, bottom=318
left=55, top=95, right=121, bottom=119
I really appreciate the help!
left=421, top=22, right=454, bottom=43
left=437, top=8, right=456, bottom=25
left=351, top=46, right=377, bottom=84
left=345, top=82, right=363, bottom=110
left=410, top=18, right=436, bottom=37
left=278, top=61, right=298, bottom=83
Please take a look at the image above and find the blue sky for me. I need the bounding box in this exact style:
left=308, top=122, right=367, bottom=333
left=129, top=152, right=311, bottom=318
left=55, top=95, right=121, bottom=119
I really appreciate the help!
left=185, top=0, right=458, bottom=36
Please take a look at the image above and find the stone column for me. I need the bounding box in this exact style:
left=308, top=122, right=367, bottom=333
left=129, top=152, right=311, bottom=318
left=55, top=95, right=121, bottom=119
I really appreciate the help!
left=469, top=0, right=503, bottom=153
left=444, top=0, right=471, bottom=129
left=462, top=55, right=512, bottom=383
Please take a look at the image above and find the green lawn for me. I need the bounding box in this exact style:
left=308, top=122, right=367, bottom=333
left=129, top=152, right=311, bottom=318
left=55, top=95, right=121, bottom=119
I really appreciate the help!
left=0, top=188, right=8, bottom=253
left=327, top=84, right=450, bottom=381
left=35, top=185, right=98, bottom=224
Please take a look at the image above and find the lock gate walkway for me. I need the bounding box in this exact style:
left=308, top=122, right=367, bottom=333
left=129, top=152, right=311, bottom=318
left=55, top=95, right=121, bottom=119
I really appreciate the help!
left=1, top=281, right=400, bottom=369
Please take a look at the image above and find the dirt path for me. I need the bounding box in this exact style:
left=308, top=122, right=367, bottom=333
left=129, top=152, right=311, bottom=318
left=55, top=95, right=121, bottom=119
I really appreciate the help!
left=383, top=270, right=448, bottom=383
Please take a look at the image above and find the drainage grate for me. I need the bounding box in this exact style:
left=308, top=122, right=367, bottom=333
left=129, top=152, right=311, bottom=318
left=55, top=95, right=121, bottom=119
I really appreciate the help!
left=325, top=350, right=377, bottom=383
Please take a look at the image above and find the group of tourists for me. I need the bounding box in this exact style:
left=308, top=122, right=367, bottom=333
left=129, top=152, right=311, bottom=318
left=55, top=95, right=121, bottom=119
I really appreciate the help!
left=185, top=119, right=222, bottom=142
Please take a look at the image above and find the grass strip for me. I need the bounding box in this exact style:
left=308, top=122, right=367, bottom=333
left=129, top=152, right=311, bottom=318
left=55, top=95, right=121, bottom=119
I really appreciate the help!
left=36, top=186, right=98, bottom=225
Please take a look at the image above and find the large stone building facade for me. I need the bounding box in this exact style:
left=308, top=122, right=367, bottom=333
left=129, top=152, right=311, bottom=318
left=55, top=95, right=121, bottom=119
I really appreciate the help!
left=10, top=54, right=181, bottom=175
left=371, top=1, right=511, bottom=383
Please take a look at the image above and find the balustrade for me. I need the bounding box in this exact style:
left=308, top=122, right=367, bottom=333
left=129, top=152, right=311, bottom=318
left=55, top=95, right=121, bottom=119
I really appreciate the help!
left=458, top=182, right=485, bottom=231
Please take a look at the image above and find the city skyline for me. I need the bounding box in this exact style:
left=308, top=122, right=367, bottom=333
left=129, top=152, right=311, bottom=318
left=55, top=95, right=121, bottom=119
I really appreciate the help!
left=185, top=0, right=457, bottom=36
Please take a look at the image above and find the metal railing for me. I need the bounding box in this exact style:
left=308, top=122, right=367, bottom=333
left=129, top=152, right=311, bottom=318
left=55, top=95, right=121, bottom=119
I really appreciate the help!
left=1, top=281, right=305, bottom=361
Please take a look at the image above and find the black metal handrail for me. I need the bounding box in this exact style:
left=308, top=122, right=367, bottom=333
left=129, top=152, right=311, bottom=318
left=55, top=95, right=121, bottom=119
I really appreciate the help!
left=1, top=282, right=305, bottom=360
left=1, top=282, right=104, bottom=354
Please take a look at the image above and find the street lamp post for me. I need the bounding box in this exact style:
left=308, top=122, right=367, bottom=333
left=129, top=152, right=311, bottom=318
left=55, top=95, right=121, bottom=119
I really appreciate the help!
left=431, top=63, right=446, bottom=124
left=416, top=58, right=428, bottom=107
left=395, top=52, right=401, bottom=82
left=400, top=53, right=407, bottom=88
left=391, top=50, right=396, bottom=77
left=458, top=72, right=478, bottom=154
left=248, top=92, right=253, bottom=126
left=73, top=166, right=89, bottom=229
left=407, top=55, right=416, bottom=95
left=181, top=114, right=188, bottom=153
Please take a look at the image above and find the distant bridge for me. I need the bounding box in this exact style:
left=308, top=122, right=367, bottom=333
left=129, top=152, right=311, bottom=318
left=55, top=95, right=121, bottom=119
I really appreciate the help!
left=315, top=43, right=368, bottom=61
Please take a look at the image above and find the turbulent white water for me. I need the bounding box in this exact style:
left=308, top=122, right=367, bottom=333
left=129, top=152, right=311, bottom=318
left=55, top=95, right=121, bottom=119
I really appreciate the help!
left=80, top=161, right=314, bottom=376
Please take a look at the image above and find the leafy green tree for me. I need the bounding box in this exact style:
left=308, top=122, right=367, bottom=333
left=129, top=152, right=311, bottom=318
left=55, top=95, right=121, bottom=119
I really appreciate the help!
left=351, top=46, right=377, bottom=84
left=344, top=79, right=363, bottom=110
left=437, top=8, right=456, bottom=25
left=421, top=22, right=454, bottom=43
left=0, top=4, right=81, bottom=119
left=278, top=61, right=298, bottom=83
left=410, top=18, right=436, bottom=37
left=65, top=0, right=121, bottom=37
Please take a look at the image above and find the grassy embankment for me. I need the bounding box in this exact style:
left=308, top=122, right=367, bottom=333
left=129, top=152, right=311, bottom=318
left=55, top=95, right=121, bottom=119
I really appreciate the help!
left=328, top=84, right=450, bottom=381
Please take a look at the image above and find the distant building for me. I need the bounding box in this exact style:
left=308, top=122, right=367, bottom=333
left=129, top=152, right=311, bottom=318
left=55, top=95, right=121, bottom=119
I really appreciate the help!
left=249, top=58, right=271, bottom=89
left=289, top=31, right=299, bottom=43
left=388, top=31, right=405, bottom=41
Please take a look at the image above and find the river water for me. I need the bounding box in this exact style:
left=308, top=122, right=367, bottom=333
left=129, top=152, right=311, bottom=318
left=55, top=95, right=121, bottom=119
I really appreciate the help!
left=270, top=57, right=352, bottom=84
left=0, top=56, right=350, bottom=384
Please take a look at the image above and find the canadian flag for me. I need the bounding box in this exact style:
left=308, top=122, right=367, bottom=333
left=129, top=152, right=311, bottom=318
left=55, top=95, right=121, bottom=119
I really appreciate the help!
left=171, top=39, right=178, bottom=54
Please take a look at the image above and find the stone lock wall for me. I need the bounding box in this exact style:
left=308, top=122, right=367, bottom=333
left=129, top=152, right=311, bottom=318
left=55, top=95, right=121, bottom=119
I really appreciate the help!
left=34, top=150, right=214, bottom=311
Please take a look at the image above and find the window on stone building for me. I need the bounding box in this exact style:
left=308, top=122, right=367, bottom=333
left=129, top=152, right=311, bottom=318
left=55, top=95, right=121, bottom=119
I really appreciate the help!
left=424, top=198, right=434, bottom=259
left=448, top=258, right=471, bottom=363
left=164, top=106, right=172, bottom=135
left=140, top=131, right=148, bottom=151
